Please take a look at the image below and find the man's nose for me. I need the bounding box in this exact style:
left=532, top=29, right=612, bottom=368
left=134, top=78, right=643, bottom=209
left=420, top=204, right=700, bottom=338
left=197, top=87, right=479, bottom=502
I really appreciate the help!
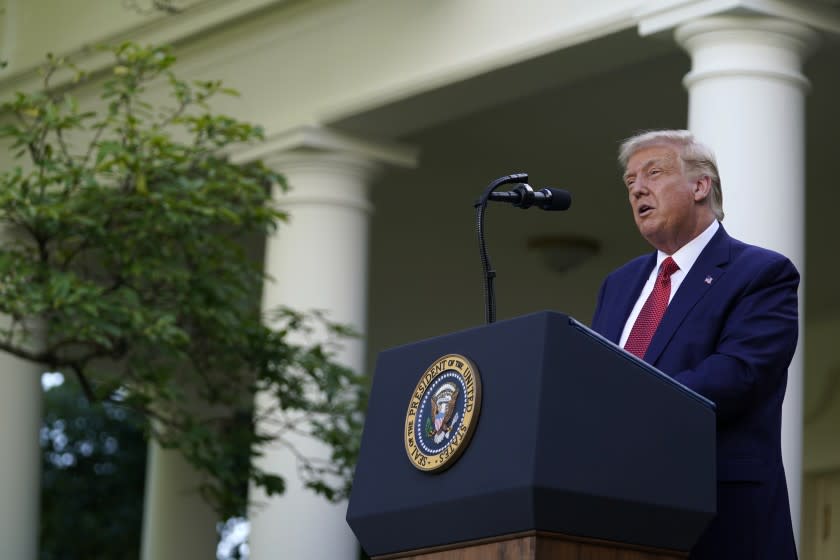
left=630, top=181, right=647, bottom=197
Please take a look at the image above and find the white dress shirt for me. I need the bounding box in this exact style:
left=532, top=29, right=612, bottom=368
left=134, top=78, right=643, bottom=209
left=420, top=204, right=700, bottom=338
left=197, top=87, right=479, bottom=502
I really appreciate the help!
left=618, top=220, right=720, bottom=348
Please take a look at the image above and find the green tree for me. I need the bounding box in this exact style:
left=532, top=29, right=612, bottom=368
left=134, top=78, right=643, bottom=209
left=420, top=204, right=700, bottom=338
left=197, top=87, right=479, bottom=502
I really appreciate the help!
left=0, top=43, right=366, bottom=520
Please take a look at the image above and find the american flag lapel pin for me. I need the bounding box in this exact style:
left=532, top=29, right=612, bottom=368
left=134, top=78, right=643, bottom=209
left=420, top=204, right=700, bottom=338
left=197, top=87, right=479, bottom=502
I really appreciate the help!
left=704, top=275, right=713, bottom=285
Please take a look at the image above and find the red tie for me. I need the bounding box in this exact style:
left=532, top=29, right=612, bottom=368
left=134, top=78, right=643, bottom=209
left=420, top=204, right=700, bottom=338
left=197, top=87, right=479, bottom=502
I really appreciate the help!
left=624, top=257, right=680, bottom=359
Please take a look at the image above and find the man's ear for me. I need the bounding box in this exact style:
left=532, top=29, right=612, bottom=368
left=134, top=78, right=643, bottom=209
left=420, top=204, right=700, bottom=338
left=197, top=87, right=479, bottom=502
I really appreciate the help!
left=693, top=174, right=712, bottom=202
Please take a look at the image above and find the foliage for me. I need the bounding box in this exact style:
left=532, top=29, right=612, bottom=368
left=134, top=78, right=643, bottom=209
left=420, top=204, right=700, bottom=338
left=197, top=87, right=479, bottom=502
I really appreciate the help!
left=0, top=43, right=367, bottom=519
left=40, top=378, right=147, bottom=560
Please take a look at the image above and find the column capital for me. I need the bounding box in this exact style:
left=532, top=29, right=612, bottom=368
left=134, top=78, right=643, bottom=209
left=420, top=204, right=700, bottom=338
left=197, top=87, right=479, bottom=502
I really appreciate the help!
left=230, top=125, right=420, bottom=170
left=231, top=126, right=419, bottom=215
left=675, top=16, right=820, bottom=92
left=637, top=0, right=840, bottom=37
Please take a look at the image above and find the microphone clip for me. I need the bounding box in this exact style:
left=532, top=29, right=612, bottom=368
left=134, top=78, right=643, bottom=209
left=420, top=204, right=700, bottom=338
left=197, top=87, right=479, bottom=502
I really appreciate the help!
left=509, top=183, right=538, bottom=209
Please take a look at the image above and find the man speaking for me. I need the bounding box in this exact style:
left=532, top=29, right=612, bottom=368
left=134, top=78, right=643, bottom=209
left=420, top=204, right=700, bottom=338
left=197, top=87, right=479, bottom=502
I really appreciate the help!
left=591, top=130, right=799, bottom=559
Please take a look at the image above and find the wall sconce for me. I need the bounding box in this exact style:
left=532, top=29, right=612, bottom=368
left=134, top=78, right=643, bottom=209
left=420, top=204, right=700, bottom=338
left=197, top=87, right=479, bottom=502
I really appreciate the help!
left=527, top=234, right=600, bottom=274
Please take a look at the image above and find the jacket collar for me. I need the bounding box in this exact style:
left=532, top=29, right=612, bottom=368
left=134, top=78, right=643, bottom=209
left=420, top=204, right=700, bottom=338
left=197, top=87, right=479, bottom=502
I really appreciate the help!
left=643, top=224, right=732, bottom=366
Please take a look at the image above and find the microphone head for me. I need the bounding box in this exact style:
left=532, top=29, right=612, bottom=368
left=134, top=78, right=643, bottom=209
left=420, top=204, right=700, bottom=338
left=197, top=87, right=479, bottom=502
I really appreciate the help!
left=539, top=188, right=572, bottom=211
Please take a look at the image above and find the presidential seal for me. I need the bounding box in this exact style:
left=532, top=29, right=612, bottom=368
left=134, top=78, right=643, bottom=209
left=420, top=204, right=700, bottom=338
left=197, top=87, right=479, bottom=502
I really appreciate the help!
left=404, top=354, right=482, bottom=472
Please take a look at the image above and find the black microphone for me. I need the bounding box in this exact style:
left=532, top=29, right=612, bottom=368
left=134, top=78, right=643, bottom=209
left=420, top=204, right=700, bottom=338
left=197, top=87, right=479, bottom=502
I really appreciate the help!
left=487, top=183, right=572, bottom=211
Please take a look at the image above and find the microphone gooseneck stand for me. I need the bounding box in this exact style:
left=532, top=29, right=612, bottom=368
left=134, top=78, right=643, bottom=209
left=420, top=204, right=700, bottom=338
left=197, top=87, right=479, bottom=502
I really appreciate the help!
left=474, top=173, right=528, bottom=325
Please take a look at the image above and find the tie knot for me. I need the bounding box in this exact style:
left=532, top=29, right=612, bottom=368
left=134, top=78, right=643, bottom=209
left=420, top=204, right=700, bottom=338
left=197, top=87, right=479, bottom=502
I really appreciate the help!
left=659, top=256, right=679, bottom=278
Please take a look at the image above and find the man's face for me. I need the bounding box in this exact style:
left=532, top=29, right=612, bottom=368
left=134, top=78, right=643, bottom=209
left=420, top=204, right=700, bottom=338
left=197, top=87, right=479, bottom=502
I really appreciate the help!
left=623, top=144, right=705, bottom=254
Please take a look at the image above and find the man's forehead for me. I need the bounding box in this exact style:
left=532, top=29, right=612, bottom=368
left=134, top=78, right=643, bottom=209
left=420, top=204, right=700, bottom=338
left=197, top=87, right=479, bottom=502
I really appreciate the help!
left=625, top=146, right=678, bottom=173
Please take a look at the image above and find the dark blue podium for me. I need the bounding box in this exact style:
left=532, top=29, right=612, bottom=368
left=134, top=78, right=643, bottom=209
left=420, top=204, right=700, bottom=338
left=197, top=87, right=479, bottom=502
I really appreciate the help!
left=347, top=312, right=716, bottom=559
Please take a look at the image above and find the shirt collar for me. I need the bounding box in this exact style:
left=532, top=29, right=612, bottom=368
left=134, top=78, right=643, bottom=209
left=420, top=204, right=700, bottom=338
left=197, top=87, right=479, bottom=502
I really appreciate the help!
left=656, top=220, right=719, bottom=274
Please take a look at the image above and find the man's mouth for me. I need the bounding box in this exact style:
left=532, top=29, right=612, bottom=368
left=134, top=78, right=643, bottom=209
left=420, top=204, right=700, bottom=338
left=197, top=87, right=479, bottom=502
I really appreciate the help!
left=638, top=204, right=653, bottom=217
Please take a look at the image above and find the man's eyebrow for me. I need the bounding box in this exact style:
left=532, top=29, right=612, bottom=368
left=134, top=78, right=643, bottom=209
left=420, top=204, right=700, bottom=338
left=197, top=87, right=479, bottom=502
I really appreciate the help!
left=624, top=157, right=663, bottom=181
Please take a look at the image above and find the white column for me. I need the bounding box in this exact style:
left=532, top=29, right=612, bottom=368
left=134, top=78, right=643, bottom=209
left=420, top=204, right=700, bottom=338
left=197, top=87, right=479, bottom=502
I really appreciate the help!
left=676, top=16, right=818, bottom=547
left=0, top=222, right=43, bottom=557
left=0, top=352, right=41, bottom=559
left=248, top=149, right=380, bottom=560
left=140, top=441, right=219, bottom=560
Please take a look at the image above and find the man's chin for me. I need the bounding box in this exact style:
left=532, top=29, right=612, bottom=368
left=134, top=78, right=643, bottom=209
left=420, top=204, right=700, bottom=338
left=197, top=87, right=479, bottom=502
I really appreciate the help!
left=638, top=226, right=664, bottom=250
left=635, top=221, right=655, bottom=239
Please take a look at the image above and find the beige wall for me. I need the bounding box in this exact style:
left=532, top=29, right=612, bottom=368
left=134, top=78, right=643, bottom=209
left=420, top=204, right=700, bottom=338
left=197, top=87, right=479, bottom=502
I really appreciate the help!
left=1, top=0, right=648, bottom=135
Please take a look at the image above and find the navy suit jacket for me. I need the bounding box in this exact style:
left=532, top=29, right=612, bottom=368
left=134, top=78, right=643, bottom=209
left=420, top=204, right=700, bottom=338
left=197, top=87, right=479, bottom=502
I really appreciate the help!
left=591, top=225, right=799, bottom=559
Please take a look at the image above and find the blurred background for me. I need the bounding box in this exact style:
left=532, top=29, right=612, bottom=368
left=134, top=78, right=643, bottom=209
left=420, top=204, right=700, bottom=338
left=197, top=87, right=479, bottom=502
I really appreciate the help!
left=1, top=1, right=839, bottom=558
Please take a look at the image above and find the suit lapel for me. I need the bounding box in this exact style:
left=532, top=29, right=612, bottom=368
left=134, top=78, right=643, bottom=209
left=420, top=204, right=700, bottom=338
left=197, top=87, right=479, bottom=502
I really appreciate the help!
left=644, top=226, right=732, bottom=367
left=604, top=253, right=656, bottom=344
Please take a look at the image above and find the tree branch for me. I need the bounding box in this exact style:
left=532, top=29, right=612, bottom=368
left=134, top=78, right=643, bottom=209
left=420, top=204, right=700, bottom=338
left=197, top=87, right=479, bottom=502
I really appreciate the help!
left=69, top=363, right=97, bottom=403
left=0, top=338, right=53, bottom=366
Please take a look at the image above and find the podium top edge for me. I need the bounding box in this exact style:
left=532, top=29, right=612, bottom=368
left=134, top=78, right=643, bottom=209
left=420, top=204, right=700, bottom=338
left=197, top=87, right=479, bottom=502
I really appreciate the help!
left=376, top=310, right=715, bottom=412
left=568, top=317, right=715, bottom=411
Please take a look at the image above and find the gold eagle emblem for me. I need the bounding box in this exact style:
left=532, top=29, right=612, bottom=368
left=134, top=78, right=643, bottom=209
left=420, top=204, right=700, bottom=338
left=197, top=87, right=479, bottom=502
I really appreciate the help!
left=427, top=382, right=460, bottom=444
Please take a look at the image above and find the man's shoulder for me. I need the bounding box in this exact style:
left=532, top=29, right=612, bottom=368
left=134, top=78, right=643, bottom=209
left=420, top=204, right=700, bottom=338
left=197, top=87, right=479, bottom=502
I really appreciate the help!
left=603, top=230, right=797, bottom=280
left=726, top=234, right=798, bottom=272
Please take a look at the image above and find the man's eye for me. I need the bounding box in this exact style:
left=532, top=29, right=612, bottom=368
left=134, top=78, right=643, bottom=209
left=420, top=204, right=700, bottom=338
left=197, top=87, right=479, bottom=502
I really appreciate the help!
left=649, top=168, right=661, bottom=176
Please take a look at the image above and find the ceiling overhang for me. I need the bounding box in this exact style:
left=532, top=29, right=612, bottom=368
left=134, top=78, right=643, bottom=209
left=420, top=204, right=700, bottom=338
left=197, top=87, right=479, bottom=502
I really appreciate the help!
left=637, top=0, right=840, bottom=36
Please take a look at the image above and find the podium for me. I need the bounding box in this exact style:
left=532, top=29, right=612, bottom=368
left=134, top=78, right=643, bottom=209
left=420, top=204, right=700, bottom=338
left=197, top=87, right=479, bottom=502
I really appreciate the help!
left=347, top=312, right=716, bottom=559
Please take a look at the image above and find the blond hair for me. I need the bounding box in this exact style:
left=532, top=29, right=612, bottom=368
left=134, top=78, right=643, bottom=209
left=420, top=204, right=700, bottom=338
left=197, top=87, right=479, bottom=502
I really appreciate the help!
left=619, top=129, right=723, bottom=221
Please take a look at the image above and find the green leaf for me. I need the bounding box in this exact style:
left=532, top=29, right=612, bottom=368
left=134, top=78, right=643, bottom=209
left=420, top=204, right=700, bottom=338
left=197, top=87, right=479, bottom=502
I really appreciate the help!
left=0, top=41, right=366, bottom=519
